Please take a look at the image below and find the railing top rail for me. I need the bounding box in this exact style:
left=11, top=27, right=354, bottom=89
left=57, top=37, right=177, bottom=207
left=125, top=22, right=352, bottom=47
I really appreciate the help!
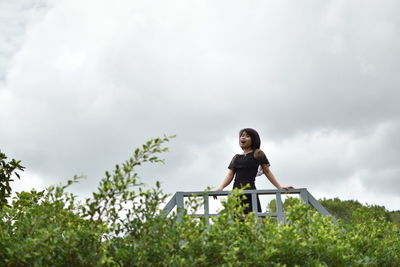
left=177, top=188, right=308, bottom=197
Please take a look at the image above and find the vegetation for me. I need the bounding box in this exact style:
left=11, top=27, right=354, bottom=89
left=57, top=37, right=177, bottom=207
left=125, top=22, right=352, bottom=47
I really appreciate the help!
left=320, top=198, right=400, bottom=226
left=1, top=138, right=399, bottom=266
left=268, top=197, right=400, bottom=227
left=0, top=151, right=25, bottom=209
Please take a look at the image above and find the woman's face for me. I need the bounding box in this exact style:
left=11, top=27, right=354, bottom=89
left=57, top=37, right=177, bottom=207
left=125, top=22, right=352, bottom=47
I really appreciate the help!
left=239, top=131, right=252, bottom=150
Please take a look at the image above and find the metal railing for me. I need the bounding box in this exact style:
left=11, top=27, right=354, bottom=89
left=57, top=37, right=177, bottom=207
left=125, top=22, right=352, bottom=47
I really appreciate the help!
left=162, top=188, right=337, bottom=225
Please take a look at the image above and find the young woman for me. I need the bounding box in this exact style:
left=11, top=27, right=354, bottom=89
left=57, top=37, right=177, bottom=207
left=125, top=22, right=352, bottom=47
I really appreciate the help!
left=215, top=128, right=294, bottom=214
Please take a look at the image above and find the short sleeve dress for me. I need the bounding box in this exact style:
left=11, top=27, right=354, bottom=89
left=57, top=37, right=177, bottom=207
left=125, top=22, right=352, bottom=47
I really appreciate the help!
left=228, top=151, right=270, bottom=214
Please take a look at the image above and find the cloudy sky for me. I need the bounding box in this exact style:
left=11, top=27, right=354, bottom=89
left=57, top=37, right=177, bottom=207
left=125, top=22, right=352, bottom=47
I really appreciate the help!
left=1, top=0, right=399, bottom=211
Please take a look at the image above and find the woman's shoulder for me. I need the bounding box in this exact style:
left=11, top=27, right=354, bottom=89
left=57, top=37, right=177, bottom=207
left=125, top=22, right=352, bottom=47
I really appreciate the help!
left=253, top=149, right=270, bottom=165
left=253, top=149, right=266, bottom=160
left=232, top=153, right=240, bottom=159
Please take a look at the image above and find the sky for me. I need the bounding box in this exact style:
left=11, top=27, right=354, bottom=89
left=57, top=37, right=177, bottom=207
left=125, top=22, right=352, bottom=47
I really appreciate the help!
left=1, top=0, right=399, bottom=211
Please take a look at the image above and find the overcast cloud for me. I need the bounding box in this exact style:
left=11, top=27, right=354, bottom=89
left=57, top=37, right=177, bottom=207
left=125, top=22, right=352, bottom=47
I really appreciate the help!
left=1, top=0, right=399, bottom=210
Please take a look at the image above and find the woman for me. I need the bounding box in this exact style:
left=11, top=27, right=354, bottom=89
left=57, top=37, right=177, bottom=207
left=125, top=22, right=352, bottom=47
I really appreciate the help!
left=215, top=128, right=294, bottom=214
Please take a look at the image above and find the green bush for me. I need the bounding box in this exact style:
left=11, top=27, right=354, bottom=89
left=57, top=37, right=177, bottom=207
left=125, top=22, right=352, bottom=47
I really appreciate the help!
left=319, top=198, right=395, bottom=225
left=1, top=138, right=399, bottom=266
left=0, top=151, right=25, bottom=209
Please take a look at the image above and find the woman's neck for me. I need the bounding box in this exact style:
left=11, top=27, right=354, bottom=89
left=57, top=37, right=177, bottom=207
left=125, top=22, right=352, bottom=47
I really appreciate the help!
left=242, top=148, right=253, bottom=155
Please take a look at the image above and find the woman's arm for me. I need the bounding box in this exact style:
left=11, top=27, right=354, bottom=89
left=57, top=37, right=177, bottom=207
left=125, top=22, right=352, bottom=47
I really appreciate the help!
left=214, top=169, right=235, bottom=199
left=216, top=169, right=235, bottom=191
left=261, top=164, right=293, bottom=190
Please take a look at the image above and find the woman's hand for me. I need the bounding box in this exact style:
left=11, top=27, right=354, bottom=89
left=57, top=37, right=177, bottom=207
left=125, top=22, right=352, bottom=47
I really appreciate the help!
left=279, top=186, right=294, bottom=190
left=213, top=187, right=223, bottom=200
left=214, top=170, right=235, bottom=199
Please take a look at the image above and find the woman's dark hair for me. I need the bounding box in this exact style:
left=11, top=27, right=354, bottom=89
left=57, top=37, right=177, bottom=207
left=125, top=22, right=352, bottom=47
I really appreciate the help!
left=239, top=128, right=261, bottom=150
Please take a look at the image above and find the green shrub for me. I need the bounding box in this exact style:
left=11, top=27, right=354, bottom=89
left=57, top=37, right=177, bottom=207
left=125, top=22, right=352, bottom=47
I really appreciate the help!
left=0, top=151, right=25, bottom=209
left=0, top=138, right=399, bottom=266
left=320, top=198, right=393, bottom=224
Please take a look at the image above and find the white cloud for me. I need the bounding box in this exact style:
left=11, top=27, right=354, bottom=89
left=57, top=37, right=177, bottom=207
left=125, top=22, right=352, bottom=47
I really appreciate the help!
left=11, top=169, right=47, bottom=193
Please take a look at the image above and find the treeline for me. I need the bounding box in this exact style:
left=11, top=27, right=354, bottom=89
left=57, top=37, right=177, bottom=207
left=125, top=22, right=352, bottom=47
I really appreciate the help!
left=320, top=198, right=400, bottom=226
left=1, top=140, right=399, bottom=266
left=268, top=197, right=400, bottom=226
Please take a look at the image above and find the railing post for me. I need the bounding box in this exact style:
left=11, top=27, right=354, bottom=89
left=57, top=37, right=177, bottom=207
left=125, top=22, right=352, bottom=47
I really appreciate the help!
left=176, top=192, right=184, bottom=222
left=162, top=194, right=177, bottom=216
left=307, top=191, right=338, bottom=226
left=300, top=189, right=309, bottom=204
left=307, top=191, right=329, bottom=216
left=251, top=192, right=258, bottom=218
left=204, top=194, right=210, bottom=226
left=276, top=192, right=285, bottom=224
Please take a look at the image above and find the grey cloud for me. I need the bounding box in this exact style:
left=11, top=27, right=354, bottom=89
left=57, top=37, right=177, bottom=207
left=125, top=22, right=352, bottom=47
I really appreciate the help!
left=1, top=0, right=399, bottom=210
left=0, top=0, right=53, bottom=82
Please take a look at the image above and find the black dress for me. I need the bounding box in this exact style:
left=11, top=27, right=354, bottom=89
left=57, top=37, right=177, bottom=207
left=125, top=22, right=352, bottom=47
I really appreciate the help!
left=228, top=151, right=270, bottom=214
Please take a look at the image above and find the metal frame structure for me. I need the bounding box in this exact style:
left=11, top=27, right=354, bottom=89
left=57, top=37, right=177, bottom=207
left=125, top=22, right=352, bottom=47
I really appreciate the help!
left=162, top=188, right=337, bottom=225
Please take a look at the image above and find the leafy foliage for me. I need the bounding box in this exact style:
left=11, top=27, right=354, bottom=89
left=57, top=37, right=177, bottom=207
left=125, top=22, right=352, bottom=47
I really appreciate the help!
left=1, top=138, right=399, bottom=266
left=268, top=195, right=400, bottom=227
left=320, top=198, right=399, bottom=226
left=0, top=151, right=25, bottom=209
left=390, top=210, right=400, bottom=225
